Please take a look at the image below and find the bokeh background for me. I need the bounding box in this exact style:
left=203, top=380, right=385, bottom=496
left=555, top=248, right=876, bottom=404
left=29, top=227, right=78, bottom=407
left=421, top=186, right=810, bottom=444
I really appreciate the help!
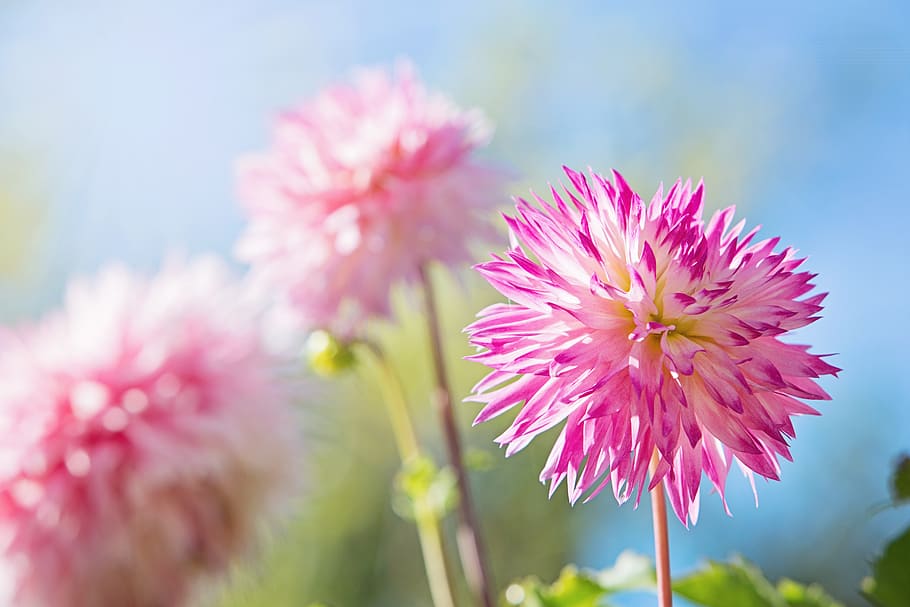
left=1, top=1, right=908, bottom=605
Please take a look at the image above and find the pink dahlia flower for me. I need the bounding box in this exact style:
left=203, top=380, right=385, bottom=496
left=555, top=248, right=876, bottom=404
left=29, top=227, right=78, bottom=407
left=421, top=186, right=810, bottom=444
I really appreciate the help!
left=0, top=258, right=300, bottom=606
left=236, top=61, right=505, bottom=335
left=466, top=167, right=838, bottom=525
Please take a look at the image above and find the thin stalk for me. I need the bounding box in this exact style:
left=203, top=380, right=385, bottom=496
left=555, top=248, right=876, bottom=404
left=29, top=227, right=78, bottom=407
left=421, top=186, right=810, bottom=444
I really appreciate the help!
left=418, top=263, right=495, bottom=607
left=413, top=503, right=455, bottom=607
left=365, top=343, right=421, bottom=461
left=650, top=453, right=673, bottom=607
left=360, top=342, right=457, bottom=607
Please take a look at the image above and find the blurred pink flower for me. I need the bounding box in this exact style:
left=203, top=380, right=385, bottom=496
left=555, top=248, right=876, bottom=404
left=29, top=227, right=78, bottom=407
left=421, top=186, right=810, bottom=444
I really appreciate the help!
left=236, top=61, right=505, bottom=335
left=0, top=258, right=300, bottom=606
left=466, top=167, right=838, bottom=525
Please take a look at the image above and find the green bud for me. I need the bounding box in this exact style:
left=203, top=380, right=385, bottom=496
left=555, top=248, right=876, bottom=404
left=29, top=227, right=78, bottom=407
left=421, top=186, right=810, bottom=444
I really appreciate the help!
left=305, top=330, right=356, bottom=376
left=891, top=453, right=910, bottom=505
left=392, top=456, right=458, bottom=521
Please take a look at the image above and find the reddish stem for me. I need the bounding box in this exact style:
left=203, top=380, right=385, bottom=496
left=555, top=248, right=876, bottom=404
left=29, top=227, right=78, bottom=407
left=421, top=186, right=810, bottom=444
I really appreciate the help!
left=419, top=263, right=495, bottom=607
left=650, top=456, right=673, bottom=607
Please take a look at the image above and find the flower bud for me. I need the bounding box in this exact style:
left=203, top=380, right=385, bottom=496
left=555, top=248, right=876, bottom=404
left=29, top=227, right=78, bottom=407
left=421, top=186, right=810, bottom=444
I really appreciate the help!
left=305, top=330, right=356, bottom=376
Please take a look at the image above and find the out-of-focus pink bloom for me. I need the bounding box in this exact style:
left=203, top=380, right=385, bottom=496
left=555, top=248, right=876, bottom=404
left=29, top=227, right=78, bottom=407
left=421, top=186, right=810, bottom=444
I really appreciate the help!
left=466, top=167, right=838, bottom=525
left=0, top=258, right=300, bottom=606
left=236, top=61, right=505, bottom=335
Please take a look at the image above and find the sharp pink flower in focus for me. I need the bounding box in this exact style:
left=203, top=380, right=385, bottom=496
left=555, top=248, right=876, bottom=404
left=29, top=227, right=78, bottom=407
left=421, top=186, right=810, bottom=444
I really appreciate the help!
left=236, top=61, right=505, bottom=335
left=465, top=167, right=838, bottom=525
left=0, top=258, right=300, bottom=607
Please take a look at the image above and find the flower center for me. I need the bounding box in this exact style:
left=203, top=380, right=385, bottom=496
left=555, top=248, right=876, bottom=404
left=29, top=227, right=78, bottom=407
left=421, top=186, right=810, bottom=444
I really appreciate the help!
left=628, top=318, right=676, bottom=343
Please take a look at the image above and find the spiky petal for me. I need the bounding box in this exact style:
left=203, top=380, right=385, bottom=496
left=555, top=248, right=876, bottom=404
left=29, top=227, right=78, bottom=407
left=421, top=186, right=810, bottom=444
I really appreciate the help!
left=0, top=258, right=301, bottom=606
left=466, top=167, right=838, bottom=525
left=236, top=61, right=505, bottom=335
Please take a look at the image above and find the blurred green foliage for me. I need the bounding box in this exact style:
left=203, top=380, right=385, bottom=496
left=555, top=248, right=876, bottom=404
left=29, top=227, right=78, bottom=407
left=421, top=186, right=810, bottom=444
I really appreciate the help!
left=216, top=269, right=585, bottom=606
left=501, top=554, right=842, bottom=607
left=0, top=150, right=45, bottom=281
left=501, top=552, right=655, bottom=607
left=674, top=558, right=843, bottom=607
left=862, top=454, right=910, bottom=607
left=392, top=456, right=457, bottom=521
left=862, top=528, right=910, bottom=607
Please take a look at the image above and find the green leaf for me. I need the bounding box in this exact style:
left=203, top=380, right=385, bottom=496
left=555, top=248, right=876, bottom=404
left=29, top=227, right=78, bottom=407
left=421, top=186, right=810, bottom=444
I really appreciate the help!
left=862, top=526, right=910, bottom=607
left=504, top=555, right=843, bottom=607
left=391, top=456, right=457, bottom=520
left=673, top=558, right=788, bottom=607
left=501, top=552, right=655, bottom=607
left=675, top=558, right=844, bottom=607
left=777, top=578, right=844, bottom=607
left=594, top=551, right=657, bottom=593
left=502, top=567, right=610, bottom=607
left=543, top=566, right=609, bottom=606
left=890, top=453, right=910, bottom=505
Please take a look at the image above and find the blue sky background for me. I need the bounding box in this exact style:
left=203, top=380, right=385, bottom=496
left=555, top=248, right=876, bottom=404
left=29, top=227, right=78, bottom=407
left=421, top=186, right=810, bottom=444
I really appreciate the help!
left=0, top=1, right=908, bottom=605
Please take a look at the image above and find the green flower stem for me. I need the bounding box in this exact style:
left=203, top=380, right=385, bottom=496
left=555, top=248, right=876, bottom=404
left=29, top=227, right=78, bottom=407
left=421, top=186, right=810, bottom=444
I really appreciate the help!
left=418, top=263, right=495, bottom=607
left=413, top=502, right=457, bottom=607
left=363, top=342, right=421, bottom=461
left=650, top=452, right=673, bottom=607
left=360, top=342, right=457, bottom=607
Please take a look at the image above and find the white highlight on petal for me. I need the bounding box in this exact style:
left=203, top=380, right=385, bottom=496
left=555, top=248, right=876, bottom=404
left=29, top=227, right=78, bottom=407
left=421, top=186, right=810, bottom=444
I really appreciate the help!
left=65, top=449, right=91, bottom=477
left=122, top=388, right=149, bottom=414
left=155, top=374, right=181, bottom=400
left=22, top=452, right=47, bottom=476
left=335, top=225, right=361, bottom=254
left=135, top=343, right=167, bottom=373
left=70, top=381, right=110, bottom=419
left=36, top=502, right=61, bottom=527
left=102, top=408, right=129, bottom=432
left=11, top=479, right=43, bottom=508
